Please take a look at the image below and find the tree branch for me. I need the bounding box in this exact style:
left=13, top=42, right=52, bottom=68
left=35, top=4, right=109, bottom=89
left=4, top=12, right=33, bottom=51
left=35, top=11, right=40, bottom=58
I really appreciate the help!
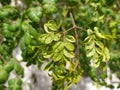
left=69, top=12, right=80, bottom=69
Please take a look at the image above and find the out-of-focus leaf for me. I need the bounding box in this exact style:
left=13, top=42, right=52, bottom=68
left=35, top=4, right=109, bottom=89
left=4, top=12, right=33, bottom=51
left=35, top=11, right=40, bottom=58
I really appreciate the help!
left=8, top=78, right=22, bottom=90
left=43, top=53, right=53, bottom=58
left=0, top=68, right=9, bottom=84
left=14, top=63, right=24, bottom=77
left=4, top=61, right=14, bottom=73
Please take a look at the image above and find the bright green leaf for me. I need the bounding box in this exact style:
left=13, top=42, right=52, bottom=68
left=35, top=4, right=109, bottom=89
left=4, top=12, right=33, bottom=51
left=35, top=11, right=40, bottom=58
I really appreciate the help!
left=65, top=35, right=76, bottom=43
left=64, top=42, right=75, bottom=51
left=63, top=49, right=74, bottom=58
left=53, top=52, right=63, bottom=62
left=87, top=49, right=95, bottom=57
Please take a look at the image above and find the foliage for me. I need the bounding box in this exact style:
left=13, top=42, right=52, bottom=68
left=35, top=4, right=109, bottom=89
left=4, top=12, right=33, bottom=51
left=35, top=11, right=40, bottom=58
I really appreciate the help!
left=0, top=0, right=120, bottom=89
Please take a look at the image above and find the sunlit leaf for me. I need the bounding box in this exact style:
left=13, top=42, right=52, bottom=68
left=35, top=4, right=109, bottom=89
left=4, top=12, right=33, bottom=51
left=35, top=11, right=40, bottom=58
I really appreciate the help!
left=64, top=42, right=75, bottom=51
left=65, top=35, right=76, bottom=43
left=53, top=42, right=64, bottom=52
left=53, top=52, right=63, bottom=62
left=45, top=33, right=54, bottom=44
left=44, top=61, right=53, bottom=70
left=87, top=49, right=95, bottom=57
left=85, top=41, right=95, bottom=50
left=63, top=49, right=74, bottom=58
left=94, top=27, right=106, bottom=39
left=43, top=53, right=53, bottom=58
left=53, top=33, right=61, bottom=41
left=87, top=29, right=93, bottom=35
left=38, top=34, right=47, bottom=43
left=95, top=40, right=104, bottom=49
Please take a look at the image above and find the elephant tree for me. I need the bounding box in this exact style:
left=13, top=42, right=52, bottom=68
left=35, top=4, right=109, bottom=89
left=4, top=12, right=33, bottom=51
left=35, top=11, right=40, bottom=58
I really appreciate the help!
left=0, top=0, right=120, bottom=90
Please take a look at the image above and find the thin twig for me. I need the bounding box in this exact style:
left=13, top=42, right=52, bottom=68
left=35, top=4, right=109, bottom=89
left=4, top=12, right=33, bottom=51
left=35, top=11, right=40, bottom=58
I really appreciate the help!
left=69, top=12, right=77, bottom=27
left=69, top=12, right=80, bottom=69
left=0, top=54, right=6, bottom=64
left=76, top=26, right=87, bottom=32
left=62, top=27, right=75, bottom=34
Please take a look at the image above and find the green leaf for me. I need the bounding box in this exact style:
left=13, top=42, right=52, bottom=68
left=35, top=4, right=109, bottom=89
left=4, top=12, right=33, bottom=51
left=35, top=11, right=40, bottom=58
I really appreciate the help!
left=8, top=78, right=22, bottom=85
left=44, top=24, right=51, bottom=33
left=109, top=21, right=117, bottom=28
left=95, top=40, right=104, bottom=49
left=0, top=68, right=9, bottom=84
left=94, top=27, right=105, bottom=39
left=96, top=47, right=103, bottom=55
left=43, top=53, right=53, bottom=58
left=87, top=49, right=95, bottom=57
left=103, top=47, right=110, bottom=61
left=9, top=85, right=22, bottom=90
left=87, top=29, right=93, bottom=35
left=53, top=33, right=61, bottom=41
left=44, top=20, right=58, bottom=32
left=63, top=49, right=74, bottom=58
left=85, top=41, right=95, bottom=50
left=14, top=63, right=24, bottom=77
left=4, top=61, right=14, bottom=73
left=48, top=20, right=58, bottom=31
left=92, top=59, right=100, bottom=68
left=24, top=33, right=32, bottom=45
left=53, top=41, right=62, bottom=50
left=45, top=33, right=54, bottom=44
left=38, top=34, right=47, bottom=43
left=65, top=35, right=76, bottom=43
left=8, top=78, right=22, bottom=90
left=44, top=61, right=53, bottom=70
left=84, top=36, right=92, bottom=43
left=53, top=52, right=63, bottom=62
left=27, top=7, right=42, bottom=22
left=43, top=3, right=57, bottom=14
left=29, top=26, right=38, bottom=36
left=53, top=41, right=64, bottom=52
left=64, top=42, right=75, bottom=51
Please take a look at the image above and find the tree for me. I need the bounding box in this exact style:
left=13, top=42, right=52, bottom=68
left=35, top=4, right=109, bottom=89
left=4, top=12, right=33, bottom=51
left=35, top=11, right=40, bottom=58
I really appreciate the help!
left=0, top=0, right=120, bottom=90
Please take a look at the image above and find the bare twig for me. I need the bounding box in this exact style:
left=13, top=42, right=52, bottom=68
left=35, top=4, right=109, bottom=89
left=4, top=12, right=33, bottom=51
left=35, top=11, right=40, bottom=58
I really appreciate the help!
left=69, top=12, right=80, bottom=69
left=0, top=54, right=7, bottom=64
left=62, top=27, right=75, bottom=34
left=69, top=12, right=77, bottom=27
left=76, top=26, right=87, bottom=32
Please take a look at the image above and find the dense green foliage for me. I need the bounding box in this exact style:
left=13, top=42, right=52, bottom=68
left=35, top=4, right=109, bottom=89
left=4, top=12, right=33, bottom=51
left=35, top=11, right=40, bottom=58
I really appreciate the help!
left=0, top=0, right=120, bottom=90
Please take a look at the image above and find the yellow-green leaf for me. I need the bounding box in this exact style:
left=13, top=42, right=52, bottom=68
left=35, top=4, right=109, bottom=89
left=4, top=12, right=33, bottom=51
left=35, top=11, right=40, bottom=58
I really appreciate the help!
left=87, top=49, right=95, bottom=57
left=53, top=52, right=63, bottom=62
left=45, top=33, right=54, bottom=44
left=63, top=49, right=74, bottom=58
left=64, top=42, right=75, bottom=51
left=53, top=33, right=61, bottom=41
left=65, top=35, right=76, bottom=43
